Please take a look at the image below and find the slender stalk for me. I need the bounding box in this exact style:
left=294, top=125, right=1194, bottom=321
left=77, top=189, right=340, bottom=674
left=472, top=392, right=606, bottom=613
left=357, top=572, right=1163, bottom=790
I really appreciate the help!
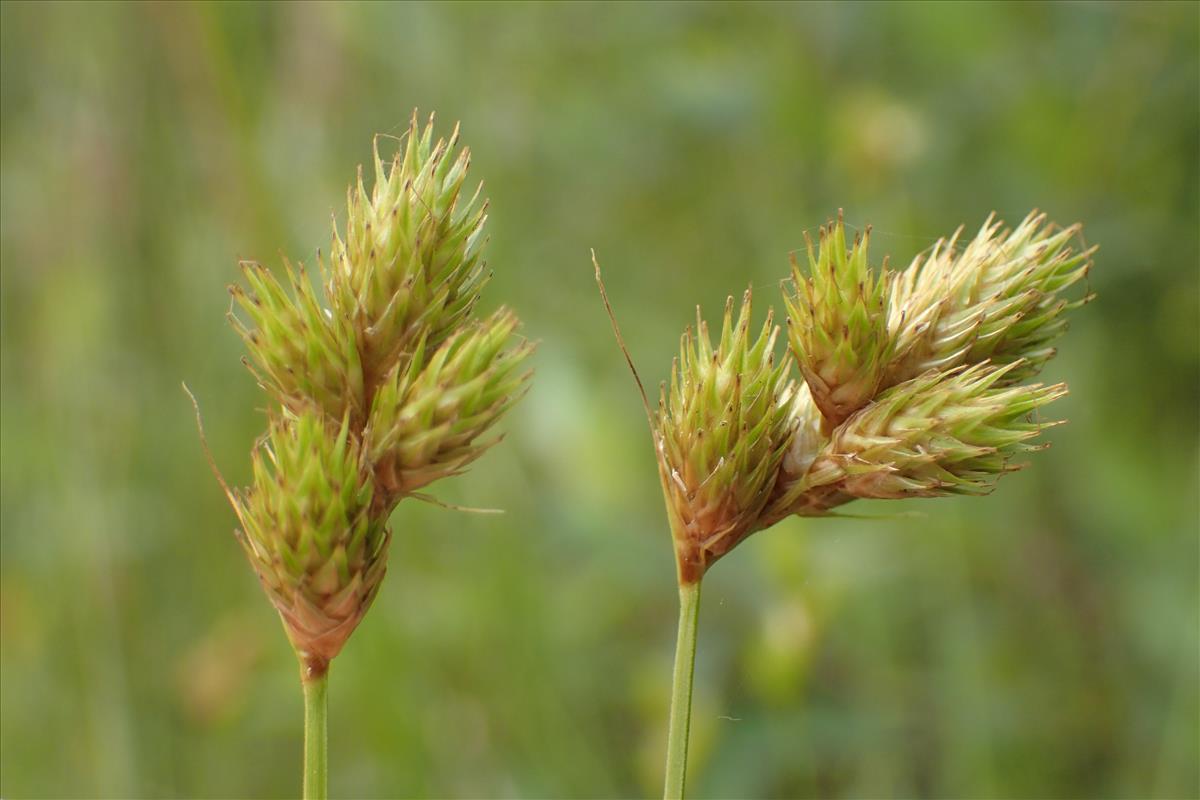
left=664, top=579, right=702, bottom=799
left=302, top=669, right=329, bottom=800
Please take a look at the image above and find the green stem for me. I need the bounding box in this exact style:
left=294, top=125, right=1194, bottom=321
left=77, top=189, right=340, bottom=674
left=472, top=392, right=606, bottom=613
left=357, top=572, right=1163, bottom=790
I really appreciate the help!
left=664, top=579, right=702, bottom=799
left=302, top=669, right=329, bottom=800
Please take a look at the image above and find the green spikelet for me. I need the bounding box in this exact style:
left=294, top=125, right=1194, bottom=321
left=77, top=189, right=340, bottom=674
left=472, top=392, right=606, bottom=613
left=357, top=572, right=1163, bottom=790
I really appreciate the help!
left=367, top=308, right=534, bottom=500
left=328, top=111, right=489, bottom=393
left=796, top=361, right=1067, bottom=502
left=233, top=409, right=388, bottom=672
left=887, top=211, right=1093, bottom=388
left=656, top=290, right=792, bottom=583
left=785, top=211, right=892, bottom=427
left=229, top=259, right=364, bottom=421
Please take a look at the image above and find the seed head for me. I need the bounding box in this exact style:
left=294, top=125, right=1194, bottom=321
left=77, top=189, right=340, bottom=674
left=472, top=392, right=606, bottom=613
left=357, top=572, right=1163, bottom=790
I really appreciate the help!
left=211, top=113, right=532, bottom=670
left=785, top=211, right=893, bottom=427
left=612, top=210, right=1090, bottom=575
left=656, top=290, right=792, bottom=583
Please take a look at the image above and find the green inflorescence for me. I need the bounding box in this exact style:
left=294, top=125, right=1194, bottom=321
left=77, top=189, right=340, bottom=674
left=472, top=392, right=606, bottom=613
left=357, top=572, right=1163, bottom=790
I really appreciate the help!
left=650, top=210, right=1092, bottom=582
left=216, top=111, right=533, bottom=674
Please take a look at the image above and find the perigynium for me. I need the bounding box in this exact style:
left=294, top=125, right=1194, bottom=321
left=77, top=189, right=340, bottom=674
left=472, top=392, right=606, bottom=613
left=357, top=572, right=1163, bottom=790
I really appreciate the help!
left=597, top=210, right=1092, bottom=799
left=192, top=112, right=532, bottom=800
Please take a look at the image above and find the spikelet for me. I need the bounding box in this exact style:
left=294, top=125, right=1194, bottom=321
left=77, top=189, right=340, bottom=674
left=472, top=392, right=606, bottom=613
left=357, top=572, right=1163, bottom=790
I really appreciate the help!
left=794, top=361, right=1066, bottom=502
left=655, top=290, right=792, bottom=583
left=367, top=308, right=534, bottom=500
left=886, top=211, right=1093, bottom=388
left=785, top=211, right=893, bottom=427
left=228, top=259, right=364, bottom=421
left=327, top=110, right=489, bottom=393
left=232, top=410, right=389, bottom=673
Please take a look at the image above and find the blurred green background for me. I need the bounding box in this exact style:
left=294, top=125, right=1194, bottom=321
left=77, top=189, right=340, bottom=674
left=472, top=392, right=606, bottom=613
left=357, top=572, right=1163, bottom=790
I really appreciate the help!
left=2, top=2, right=1197, bottom=798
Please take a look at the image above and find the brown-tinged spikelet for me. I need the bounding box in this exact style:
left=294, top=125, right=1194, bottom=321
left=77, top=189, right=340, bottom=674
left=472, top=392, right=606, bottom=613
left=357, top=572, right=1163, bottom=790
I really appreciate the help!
left=655, top=290, right=792, bottom=583
left=232, top=410, right=387, bottom=674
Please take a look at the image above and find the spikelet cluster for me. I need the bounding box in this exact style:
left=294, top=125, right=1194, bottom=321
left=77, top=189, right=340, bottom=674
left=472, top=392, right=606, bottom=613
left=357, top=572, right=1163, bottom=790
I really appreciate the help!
left=648, top=211, right=1091, bottom=582
left=219, top=113, right=532, bottom=671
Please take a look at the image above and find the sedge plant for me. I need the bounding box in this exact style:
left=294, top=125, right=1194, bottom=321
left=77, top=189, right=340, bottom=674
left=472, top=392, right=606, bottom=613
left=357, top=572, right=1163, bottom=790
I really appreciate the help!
left=191, top=112, right=532, bottom=799
left=596, top=210, right=1093, bottom=798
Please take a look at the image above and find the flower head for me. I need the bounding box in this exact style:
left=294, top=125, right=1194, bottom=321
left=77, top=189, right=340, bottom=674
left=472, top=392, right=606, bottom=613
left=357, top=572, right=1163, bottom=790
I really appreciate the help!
left=211, top=113, right=532, bottom=670
left=763, top=212, right=1091, bottom=527
left=229, top=259, right=363, bottom=421
left=608, top=210, right=1091, bottom=580
left=367, top=308, right=534, bottom=500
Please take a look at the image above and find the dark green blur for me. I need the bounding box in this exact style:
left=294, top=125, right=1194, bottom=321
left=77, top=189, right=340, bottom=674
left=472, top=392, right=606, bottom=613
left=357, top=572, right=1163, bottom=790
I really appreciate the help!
left=2, top=2, right=1196, bottom=797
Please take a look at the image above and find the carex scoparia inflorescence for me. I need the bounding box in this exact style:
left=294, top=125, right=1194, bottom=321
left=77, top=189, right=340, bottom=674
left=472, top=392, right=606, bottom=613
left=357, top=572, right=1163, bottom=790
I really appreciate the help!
left=224, top=113, right=532, bottom=676
left=653, top=210, right=1091, bottom=583
left=197, top=112, right=532, bottom=799
left=599, top=208, right=1092, bottom=799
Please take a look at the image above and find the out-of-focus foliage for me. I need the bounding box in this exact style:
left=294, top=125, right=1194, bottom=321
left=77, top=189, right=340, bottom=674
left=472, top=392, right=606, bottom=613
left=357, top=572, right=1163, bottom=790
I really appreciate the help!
left=1, top=2, right=1196, bottom=798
